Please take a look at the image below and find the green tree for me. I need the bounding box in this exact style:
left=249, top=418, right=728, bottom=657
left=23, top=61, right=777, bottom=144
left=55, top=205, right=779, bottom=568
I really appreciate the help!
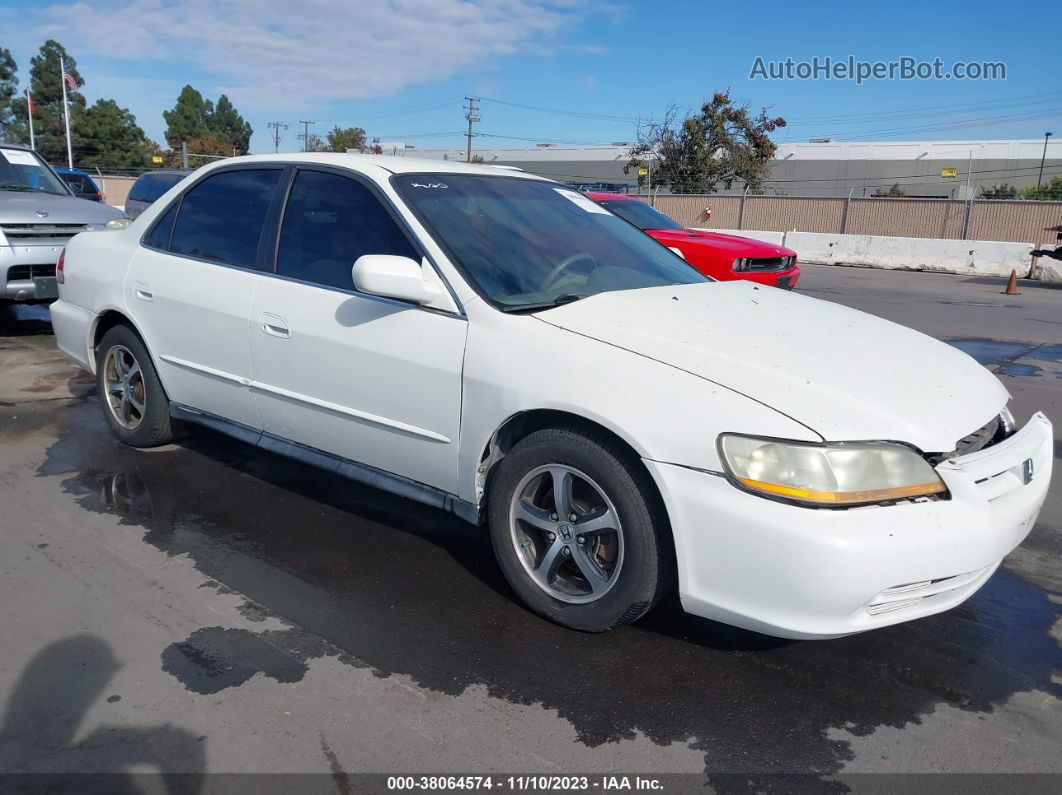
left=163, top=85, right=213, bottom=147
left=324, top=125, right=367, bottom=152
left=1020, top=177, right=1062, bottom=201
left=9, top=40, right=85, bottom=164
left=303, top=126, right=369, bottom=153
left=0, top=47, right=17, bottom=141
left=77, top=99, right=151, bottom=170
left=626, top=91, right=786, bottom=194
left=873, top=183, right=906, bottom=198
left=209, top=94, right=252, bottom=155
left=979, top=183, right=1018, bottom=200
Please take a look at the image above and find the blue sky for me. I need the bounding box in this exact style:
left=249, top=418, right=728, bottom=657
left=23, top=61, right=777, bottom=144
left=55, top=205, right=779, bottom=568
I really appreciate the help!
left=3, top=0, right=1060, bottom=156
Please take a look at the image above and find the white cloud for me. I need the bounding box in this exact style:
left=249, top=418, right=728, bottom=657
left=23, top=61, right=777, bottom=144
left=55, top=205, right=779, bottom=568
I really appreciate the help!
left=31, top=0, right=589, bottom=109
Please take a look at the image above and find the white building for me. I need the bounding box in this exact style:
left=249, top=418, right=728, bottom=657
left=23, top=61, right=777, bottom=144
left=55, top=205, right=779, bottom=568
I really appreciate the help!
left=378, top=138, right=1062, bottom=198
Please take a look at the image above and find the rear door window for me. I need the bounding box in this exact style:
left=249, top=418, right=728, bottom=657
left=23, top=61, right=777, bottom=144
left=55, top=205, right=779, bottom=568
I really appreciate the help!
left=167, top=169, right=281, bottom=268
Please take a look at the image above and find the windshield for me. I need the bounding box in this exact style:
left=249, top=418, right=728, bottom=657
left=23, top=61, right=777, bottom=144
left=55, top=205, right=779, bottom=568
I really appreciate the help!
left=394, top=175, right=705, bottom=310
left=597, top=199, right=684, bottom=231
left=0, top=148, right=70, bottom=196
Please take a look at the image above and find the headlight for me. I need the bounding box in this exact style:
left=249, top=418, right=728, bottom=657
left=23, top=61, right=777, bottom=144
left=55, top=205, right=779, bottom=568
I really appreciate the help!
left=105, top=218, right=131, bottom=230
left=718, top=434, right=946, bottom=506
left=733, top=258, right=749, bottom=272
left=999, top=405, right=1015, bottom=434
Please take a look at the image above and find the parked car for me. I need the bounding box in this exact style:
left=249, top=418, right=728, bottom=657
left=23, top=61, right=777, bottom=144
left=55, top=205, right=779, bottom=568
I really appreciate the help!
left=55, top=168, right=104, bottom=202
left=54, top=168, right=104, bottom=202
left=588, top=192, right=801, bottom=288
left=51, top=154, right=1051, bottom=639
left=124, top=169, right=192, bottom=219
left=0, top=144, right=125, bottom=304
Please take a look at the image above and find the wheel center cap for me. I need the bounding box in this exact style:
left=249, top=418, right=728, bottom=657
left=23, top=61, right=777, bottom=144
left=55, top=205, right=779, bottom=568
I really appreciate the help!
left=558, top=522, right=574, bottom=541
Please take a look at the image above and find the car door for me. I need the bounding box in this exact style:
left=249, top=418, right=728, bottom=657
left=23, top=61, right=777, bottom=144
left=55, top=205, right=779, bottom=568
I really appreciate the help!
left=127, top=166, right=285, bottom=430
left=249, top=166, right=467, bottom=494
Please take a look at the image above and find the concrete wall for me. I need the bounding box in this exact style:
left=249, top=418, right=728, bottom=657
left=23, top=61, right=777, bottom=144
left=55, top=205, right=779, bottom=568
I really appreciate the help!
left=97, top=176, right=135, bottom=209
left=784, top=231, right=1033, bottom=278
left=690, top=227, right=1042, bottom=280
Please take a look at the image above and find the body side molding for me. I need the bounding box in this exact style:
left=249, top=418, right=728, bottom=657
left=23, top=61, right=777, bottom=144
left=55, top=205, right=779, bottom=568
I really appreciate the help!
left=170, top=404, right=479, bottom=524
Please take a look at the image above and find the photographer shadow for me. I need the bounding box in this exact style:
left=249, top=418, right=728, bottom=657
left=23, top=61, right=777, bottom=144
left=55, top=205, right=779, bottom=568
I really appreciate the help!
left=0, top=634, right=205, bottom=794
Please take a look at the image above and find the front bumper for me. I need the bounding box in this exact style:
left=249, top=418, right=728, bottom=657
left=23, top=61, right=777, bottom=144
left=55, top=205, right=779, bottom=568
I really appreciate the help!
left=734, top=265, right=800, bottom=289
left=646, top=411, right=1052, bottom=639
left=1, top=242, right=65, bottom=301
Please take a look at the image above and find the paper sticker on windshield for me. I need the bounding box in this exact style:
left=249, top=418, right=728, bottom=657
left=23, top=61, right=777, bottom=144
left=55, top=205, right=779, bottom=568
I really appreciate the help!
left=554, top=188, right=610, bottom=214
left=0, top=148, right=40, bottom=166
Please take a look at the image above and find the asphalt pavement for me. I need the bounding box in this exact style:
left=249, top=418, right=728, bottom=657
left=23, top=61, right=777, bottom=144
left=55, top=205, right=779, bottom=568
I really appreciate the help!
left=0, top=264, right=1058, bottom=794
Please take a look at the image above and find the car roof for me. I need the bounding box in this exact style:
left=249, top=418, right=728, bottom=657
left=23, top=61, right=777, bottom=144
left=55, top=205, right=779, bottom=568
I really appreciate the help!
left=0, top=142, right=32, bottom=150
left=136, top=169, right=192, bottom=177
left=55, top=168, right=91, bottom=176
left=191, top=152, right=551, bottom=181
left=585, top=192, right=637, bottom=201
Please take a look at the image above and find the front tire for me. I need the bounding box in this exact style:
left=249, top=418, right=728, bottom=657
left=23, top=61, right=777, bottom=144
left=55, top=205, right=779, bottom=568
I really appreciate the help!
left=95, top=325, right=175, bottom=447
left=487, top=426, right=670, bottom=632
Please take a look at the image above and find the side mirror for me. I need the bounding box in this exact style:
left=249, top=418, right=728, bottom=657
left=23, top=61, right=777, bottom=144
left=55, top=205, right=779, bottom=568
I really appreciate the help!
left=352, top=255, right=450, bottom=309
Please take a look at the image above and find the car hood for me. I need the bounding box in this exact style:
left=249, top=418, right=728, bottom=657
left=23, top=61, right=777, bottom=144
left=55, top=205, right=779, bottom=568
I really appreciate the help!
left=535, top=281, right=1007, bottom=453
left=647, top=228, right=795, bottom=257
left=0, top=191, right=124, bottom=225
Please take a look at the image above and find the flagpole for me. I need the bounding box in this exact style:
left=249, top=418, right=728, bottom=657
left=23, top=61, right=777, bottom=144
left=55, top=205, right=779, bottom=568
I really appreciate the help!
left=59, top=55, right=73, bottom=168
left=25, top=91, right=34, bottom=150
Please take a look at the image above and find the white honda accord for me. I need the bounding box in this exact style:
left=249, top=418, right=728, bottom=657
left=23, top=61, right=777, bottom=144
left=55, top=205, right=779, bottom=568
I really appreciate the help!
left=50, top=154, right=1052, bottom=639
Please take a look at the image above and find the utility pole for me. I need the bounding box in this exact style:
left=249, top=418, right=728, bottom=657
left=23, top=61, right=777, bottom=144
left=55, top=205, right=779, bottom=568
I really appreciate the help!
left=464, top=97, right=480, bottom=162
left=267, top=121, right=288, bottom=153
left=181, top=140, right=189, bottom=169
left=1037, top=131, right=1053, bottom=189
left=298, top=120, right=315, bottom=152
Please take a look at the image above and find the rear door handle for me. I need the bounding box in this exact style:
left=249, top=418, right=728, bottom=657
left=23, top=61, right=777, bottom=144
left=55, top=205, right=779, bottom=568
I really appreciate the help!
left=261, top=312, right=290, bottom=338
left=134, top=281, right=153, bottom=301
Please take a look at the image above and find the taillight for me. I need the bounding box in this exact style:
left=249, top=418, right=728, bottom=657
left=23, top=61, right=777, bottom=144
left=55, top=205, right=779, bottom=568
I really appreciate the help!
left=96, top=191, right=103, bottom=202
left=56, top=249, right=65, bottom=284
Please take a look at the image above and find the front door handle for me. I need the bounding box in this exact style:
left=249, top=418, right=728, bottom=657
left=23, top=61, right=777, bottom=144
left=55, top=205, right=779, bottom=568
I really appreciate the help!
left=134, top=281, right=153, bottom=301
left=261, top=312, right=290, bottom=338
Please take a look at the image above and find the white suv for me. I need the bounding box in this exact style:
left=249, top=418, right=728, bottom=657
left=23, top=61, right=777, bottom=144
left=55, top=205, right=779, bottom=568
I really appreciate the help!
left=51, top=154, right=1052, bottom=638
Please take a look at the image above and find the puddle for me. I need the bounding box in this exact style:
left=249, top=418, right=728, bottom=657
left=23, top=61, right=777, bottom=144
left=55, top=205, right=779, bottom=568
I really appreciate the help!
left=35, top=401, right=1062, bottom=791
left=945, top=338, right=1037, bottom=366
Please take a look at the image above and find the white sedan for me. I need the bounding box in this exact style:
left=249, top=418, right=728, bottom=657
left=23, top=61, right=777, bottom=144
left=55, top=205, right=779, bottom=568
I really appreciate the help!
left=50, top=154, right=1053, bottom=639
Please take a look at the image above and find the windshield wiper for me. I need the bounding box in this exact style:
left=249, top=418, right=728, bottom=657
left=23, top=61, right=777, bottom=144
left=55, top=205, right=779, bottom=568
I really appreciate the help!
left=0, top=184, right=46, bottom=192
left=500, top=294, right=585, bottom=314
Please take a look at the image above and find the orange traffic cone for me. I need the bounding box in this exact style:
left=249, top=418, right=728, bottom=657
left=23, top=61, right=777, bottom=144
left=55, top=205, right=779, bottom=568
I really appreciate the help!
left=1003, top=270, right=1020, bottom=295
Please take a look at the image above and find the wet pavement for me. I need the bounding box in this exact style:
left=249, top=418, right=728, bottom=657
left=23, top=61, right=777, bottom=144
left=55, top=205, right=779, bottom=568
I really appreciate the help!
left=0, top=266, right=1059, bottom=792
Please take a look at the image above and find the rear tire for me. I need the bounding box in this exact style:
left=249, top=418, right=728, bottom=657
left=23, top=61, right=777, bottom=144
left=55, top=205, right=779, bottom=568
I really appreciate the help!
left=95, top=325, right=175, bottom=447
left=487, top=426, right=670, bottom=632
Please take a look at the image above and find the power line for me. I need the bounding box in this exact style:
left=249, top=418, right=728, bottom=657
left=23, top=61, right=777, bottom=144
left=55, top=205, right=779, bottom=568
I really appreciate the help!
left=297, top=120, right=315, bottom=151
left=464, top=97, right=480, bottom=163
left=267, top=121, right=288, bottom=153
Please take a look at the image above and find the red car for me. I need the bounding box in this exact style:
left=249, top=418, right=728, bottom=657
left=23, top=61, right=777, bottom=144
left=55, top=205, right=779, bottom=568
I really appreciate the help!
left=588, top=193, right=800, bottom=288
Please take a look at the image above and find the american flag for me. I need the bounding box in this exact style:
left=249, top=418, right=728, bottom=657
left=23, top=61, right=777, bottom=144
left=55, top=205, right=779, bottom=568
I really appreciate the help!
left=63, top=71, right=77, bottom=92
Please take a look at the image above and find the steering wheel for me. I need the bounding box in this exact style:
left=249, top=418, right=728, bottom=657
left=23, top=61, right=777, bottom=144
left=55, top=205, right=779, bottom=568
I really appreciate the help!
left=541, top=252, right=597, bottom=293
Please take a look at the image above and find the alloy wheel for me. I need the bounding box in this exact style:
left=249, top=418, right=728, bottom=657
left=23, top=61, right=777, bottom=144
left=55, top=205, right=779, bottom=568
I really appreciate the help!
left=102, top=344, right=146, bottom=430
left=508, top=464, right=624, bottom=604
